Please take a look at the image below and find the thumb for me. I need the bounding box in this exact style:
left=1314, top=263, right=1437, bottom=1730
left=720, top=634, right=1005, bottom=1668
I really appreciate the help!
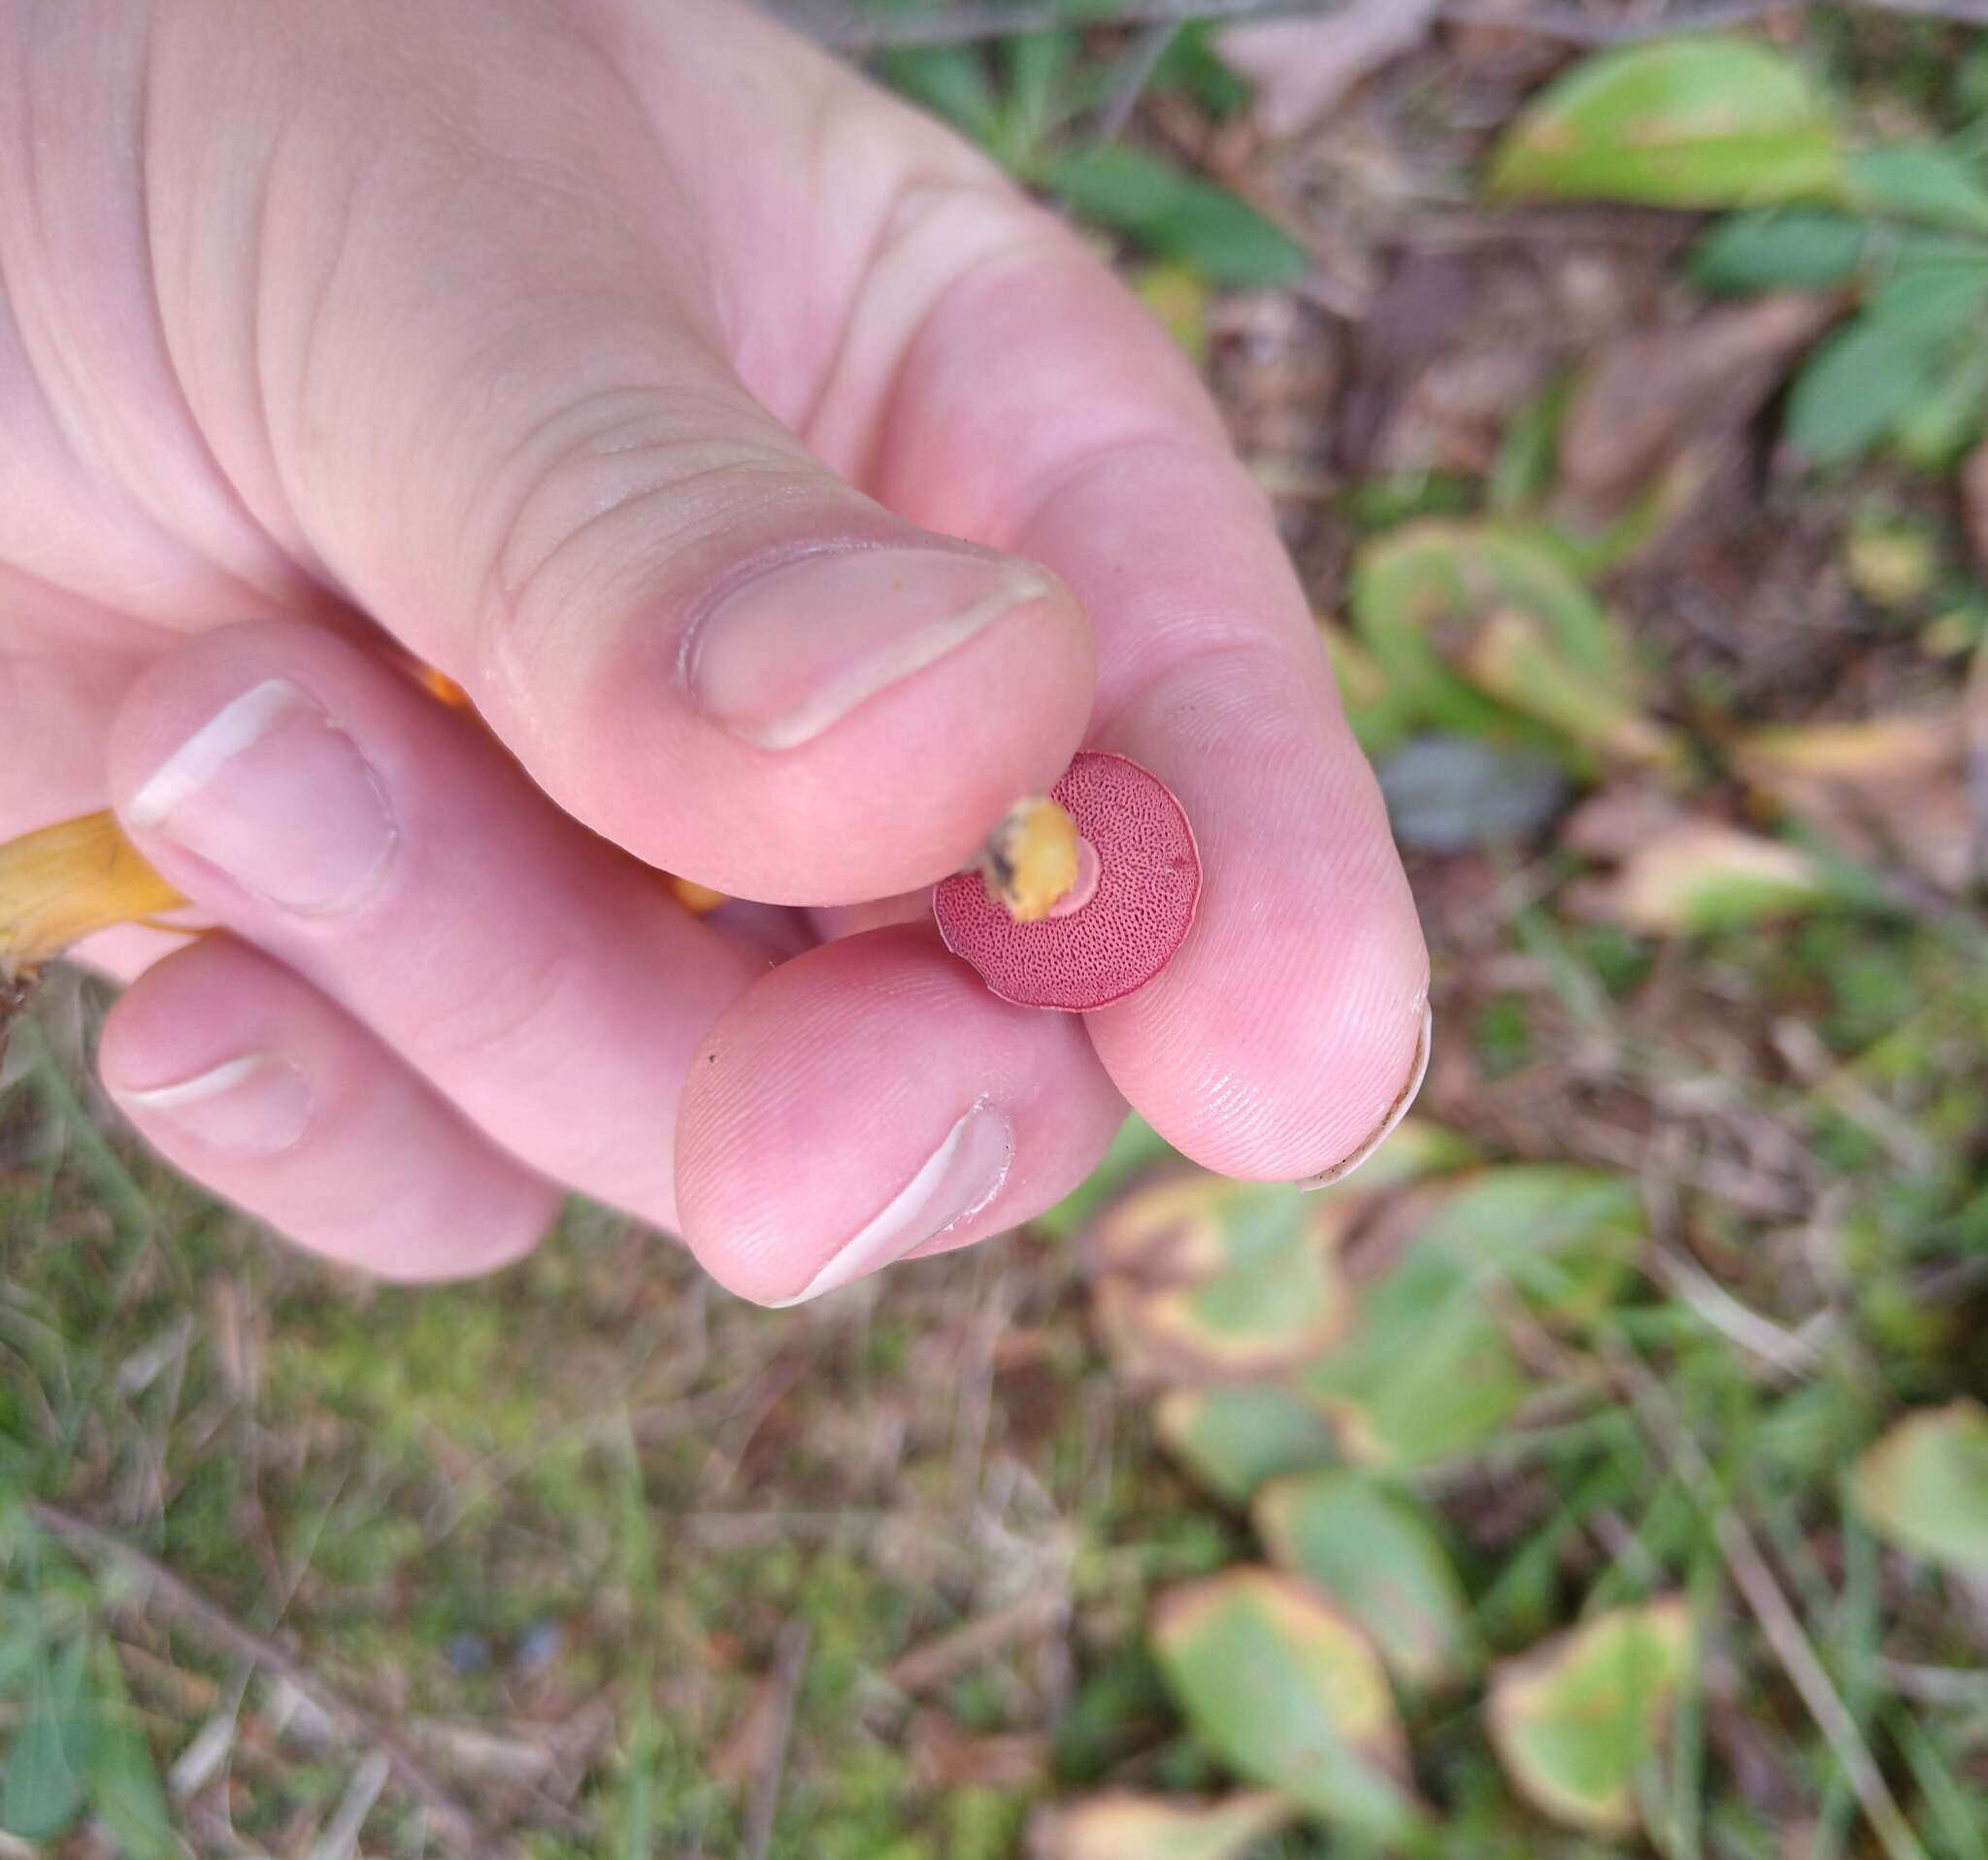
left=164, top=0, right=1092, bottom=905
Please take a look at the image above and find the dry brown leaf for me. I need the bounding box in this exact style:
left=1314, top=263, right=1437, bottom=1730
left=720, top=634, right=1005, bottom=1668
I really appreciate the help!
left=1027, top=1790, right=1296, bottom=1860
left=1217, top=0, right=1442, bottom=139
left=1961, top=437, right=1988, bottom=576
left=1967, top=643, right=1988, bottom=867
left=1564, top=819, right=1831, bottom=936
left=708, top=1675, right=778, bottom=1787
left=1560, top=295, right=1839, bottom=508
left=1735, top=710, right=1976, bottom=892
left=1557, top=784, right=1694, bottom=862
left=906, top=1714, right=1051, bottom=1792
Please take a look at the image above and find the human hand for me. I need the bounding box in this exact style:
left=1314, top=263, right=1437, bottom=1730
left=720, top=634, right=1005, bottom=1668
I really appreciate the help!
left=0, top=0, right=1428, bottom=1298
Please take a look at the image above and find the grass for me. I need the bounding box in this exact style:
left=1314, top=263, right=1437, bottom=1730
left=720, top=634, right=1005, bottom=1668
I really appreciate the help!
left=3, top=864, right=1984, bottom=1854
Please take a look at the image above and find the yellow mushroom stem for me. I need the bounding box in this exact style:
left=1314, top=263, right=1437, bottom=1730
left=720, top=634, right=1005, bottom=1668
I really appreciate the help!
left=974, top=790, right=1082, bottom=924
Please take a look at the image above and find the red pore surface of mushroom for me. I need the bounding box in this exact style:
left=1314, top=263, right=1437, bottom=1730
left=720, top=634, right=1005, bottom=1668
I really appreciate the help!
left=934, top=752, right=1201, bottom=1012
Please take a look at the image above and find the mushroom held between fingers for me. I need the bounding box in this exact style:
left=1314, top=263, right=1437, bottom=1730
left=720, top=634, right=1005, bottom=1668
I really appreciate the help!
left=934, top=752, right=1202, bottom=1013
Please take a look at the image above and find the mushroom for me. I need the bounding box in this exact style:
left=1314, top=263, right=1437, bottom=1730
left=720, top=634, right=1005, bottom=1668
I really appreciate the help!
left=934, top=752, right=1201, bottom=1012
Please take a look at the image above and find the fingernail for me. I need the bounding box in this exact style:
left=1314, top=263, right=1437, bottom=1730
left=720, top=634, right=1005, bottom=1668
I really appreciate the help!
left=771, top=1101, right=1013, bottom=1307
left=685, top=547, right=1054, bottom=749
left=1302, top=1001, right=1434, bottom=1191
left=129, top=680, right=397, bottom=915
left=117, top=1052, right=314, bottom=1156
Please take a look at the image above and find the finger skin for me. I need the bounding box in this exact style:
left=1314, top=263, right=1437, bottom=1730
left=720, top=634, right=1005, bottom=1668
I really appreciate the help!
left=5, top=0, right=1425, bottom=1207
left=129, top=0, right=1095, bottom=906
left=100, top=937, right=558, bottom=1279
left=107, top=620, right=768, bottom=1229
left=854, top=237, right=1431, bottom=1179
left=676, top=926, right=1124, bottom=1306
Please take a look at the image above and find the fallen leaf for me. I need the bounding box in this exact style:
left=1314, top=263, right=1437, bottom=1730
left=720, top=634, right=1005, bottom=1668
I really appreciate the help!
left=1488, top=1598, right=1694, bottom=1836
left=1253, top=1472, right=1474, bottom=1688
left=1298, top=1167, right=1637, bottom=1466
left=1961, top=435, right=1988, bottom=574
left=1153, top=1383, right=1342, bottom=1507
left=1734, top=710, right=1975, bottom=892
left=1486, top=40, right=1843, bottom=209
left=1853, top=1401, right=1988, bottom=1576
left=1086, top=1174, right=1353, bottom=1385
left=1558, top=783, right=1693, bottom=861
left=1351, top=521, right=1677, bottom=776
left=1558, top=295, right=1839, bottom=507
left=1566, top=818, right=1836, bottom=934
left=907, top=1714, right=1050, bottom=1792
left=1027, top=1789, right=1295, bottom=1860
left=1969, top=643, right=1988, bottom=867
left=1150, top=1569, right=1421, bottom=1839
left=1217, top=0, right=1441, bottom=139
left=708, top=1675, right=779, bottom=1787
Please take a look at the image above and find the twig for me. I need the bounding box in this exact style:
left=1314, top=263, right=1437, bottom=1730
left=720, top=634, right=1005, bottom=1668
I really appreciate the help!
left=1096, top=22, right=1181, bottom=139
left=26, top=1501, right=502, bottom=1860
left=884, top=1589, right=1070, bottom=1694
left=743, top=1621, right=811, bottom=1860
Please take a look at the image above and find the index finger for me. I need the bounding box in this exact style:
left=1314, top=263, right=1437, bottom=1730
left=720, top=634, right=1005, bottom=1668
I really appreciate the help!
left=848, top=227, right=1430, bottom=1181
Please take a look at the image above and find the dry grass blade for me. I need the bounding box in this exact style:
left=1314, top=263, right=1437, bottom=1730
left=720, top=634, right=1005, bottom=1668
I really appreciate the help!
left=743, top=1620, right=812, bottom=1860
left=27, top=1501, right=505, bottom=1860
left=886, top=1590, right=1070, bottom=1695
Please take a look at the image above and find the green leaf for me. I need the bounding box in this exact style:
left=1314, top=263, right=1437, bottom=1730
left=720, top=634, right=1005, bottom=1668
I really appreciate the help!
left=1322, top=621, right=1411, bottom=760
left=1350, top=522, right=1675, bottom=776
left=1487, top=39, right=1843, bottom=210
left=2, top=1638, right=88, bottom=1843
left=1153, top=1384, right=1342, bottom=1506
left=1300, top=1249, right=1533, bottom=1467
left=1294, top=1167, right=1641, bottom=1466
left=1153, top=26, right=1254, bottom=122
left=1041, top=145, right=1308, bottom=289
left=1863, top=251, right=1988, bottom=338
left=0, top=1619, right=43, bottom=1698
left=1490, top=372, right=1573, bottom=515
left=1488, top=1599, right=1694, bottom=1837
left=1253, top=1473, right=1474, bottom=1688
left=86, top=1644, right=177, bottom=1860
left=1150, top=1569, right=1422, bottom=1840
left=1852, top=1401, right=1988, bottom=1575
left=1849, top=142, right=1988, bottom=234
left=996, top=29, right=1080, bottom=170
left=1028, top=1790, right=1296, bottom=1860
left=1087, top=1175, right=1351, bottom=1382
left=1892, top=344, right=1988, bottom=471
left=1689, top=209, right=1868, bottom=294
left=1785, top=317, right=1945, bottom=465
left=1409, top=1166, right=1643, bottom=1325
